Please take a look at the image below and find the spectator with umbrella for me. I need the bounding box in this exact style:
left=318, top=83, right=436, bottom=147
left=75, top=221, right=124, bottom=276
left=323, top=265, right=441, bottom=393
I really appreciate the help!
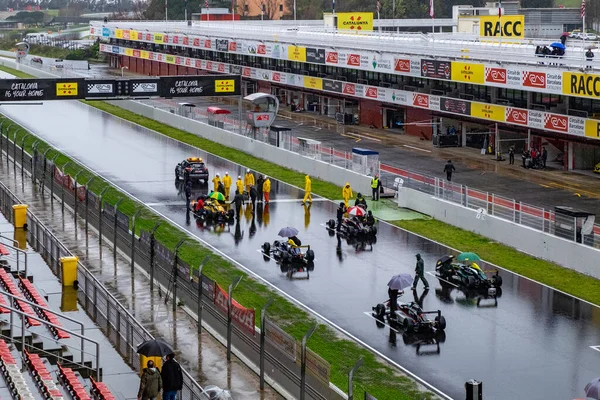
left=584, top=376, right=600, bottom=399
left=387, top=273, right=413, bottom=320
left=136, top=338, right=173, bottom=400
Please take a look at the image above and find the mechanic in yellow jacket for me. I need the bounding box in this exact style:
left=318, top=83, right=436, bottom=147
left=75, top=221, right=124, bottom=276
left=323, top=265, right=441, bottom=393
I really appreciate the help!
left=222, top=172, right=232, bottom=200
left=263, top=176, right=271, bottom=204
left=212, top=174, right=221, bottom=193
left=342, top=182, right=353, bottom=208
left=236, top=175, right=244, bottom=195
left=244, top=169, right=255, bottom=193
left=302, top=175, right=312, bottom=205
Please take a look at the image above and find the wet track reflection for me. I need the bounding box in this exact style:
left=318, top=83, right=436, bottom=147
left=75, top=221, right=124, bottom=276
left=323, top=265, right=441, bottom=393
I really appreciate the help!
left=3, top=101, right=600, bottom=399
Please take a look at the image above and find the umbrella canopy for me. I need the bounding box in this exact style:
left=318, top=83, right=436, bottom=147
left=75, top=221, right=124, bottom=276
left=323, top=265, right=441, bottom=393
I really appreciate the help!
left=388, top=273, right=413, bottom=290
left=550, top=42, right=566, bottom=50
left=347, top=206, right=366, bottom=217
left=561, top=32, right=569, bottom=36
left=585, top=377, right=600, bottom=399
left=457, top=252, right=481, bottom=263
left=136, top=338, right=174, bottom=357
left=209, top=191, right=226, bottom=202
left=586, top=45, right=598, bottom=50
left=278, top=226, right=299, bottom=237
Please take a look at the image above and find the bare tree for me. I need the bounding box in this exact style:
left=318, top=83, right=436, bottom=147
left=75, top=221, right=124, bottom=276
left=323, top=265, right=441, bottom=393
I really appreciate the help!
left=254, top=0, right=278, bottom=19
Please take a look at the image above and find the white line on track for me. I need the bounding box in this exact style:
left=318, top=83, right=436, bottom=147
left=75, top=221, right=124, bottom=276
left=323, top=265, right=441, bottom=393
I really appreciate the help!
left=362, top=311, right=401, bottom=333
left=344, top=132, right=382, bottom=142
left=426, top=271, right=459, bottom=288
left=590, top=345, right=600, bottom=353
left=403, top=144, right=431, bottom=153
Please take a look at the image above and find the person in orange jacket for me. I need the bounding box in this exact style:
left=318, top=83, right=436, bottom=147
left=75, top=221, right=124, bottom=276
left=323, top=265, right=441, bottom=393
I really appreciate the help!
left=263, top=176, right=271, bottom=204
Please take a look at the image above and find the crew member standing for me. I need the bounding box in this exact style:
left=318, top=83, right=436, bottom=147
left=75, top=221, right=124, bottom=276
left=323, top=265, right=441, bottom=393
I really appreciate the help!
left=231, top=190, right=245, bottom=219
left=263, top=176, right=271, bottom=204
left=302, top=175, right=312, bottom=205
left=412, top=253, right=429, bottom=290
left=388, top=287, right=400, bottom=320
left=371, top=174, right=381, bottom=201
left=212, top=173, right=221, bottom=193
left=256, top=174, right=265, bottom=203
left=336, top=202, right=346, bottom=231
left=223, top=172, right=232, bottom=200
left=443, top=160, right=456, bottom=182
left=184, top=180, right=192, bottom=211
left=342, top=182, right=353, bottom=208
left=236, top=175, right=244, bottom=195
left=244, top=169, right=255, bottom=194
left=508, top=145, right=515, bottom=165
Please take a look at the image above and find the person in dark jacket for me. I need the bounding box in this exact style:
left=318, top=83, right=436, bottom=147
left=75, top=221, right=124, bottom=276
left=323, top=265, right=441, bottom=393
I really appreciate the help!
left=336, top=202, right=346, bottom=231
left=443, top=160, right=456, bottom=181
left=365, top=210, right=375, bottom=226
left=256, top=175, right=264, bottom=202
left=161, top=354, right=183, bottom=400
left=542, top=147, right=548, bottom=169
left=184, top=181, right=192, bottom=210
left=412, top=253, right=429, bottom=290
left=231, top=190, right=245, bottom=219
left=354, top=193, right=367, bottom=209
left=508, top=145, right=515, bottom=165
left=388, top=287, right=401, bottom=320
left=138, top=360, right=162, bottom=400
left=249, top=185, right=258, bottom=208
left=217, top=181, right=226, bottom=196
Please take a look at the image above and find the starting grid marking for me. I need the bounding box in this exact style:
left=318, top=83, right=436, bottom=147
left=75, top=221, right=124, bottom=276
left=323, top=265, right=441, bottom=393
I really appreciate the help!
left=146, top=198, right=329, bottom=207
left=590, top=345, right=600, bottom=353
left=362, top=311, right=401, bottom=333
left=425, top=271, right=459, bottom=288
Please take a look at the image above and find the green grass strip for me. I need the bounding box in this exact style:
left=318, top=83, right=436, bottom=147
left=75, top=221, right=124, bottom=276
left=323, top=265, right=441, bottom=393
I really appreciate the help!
left=0, top=76, right=435, bottom=400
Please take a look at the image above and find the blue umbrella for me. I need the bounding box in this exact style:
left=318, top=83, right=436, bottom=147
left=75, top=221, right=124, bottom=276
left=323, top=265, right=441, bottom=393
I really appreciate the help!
left=278, top=227, right=299, bottom=237
left=550, top=42, right=565, bottom=50
left=387, top=274, right=413, bottom=290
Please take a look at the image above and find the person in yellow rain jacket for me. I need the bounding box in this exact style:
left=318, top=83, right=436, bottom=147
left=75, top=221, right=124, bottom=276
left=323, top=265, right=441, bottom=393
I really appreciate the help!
left=302, top=175, right=312, bottom=205
left=223, top=172, right=232, bottom=200
left=212, top=174, right=221, bottom=192
left=342, top=182, right=353, bottom=208
left=236, top=176, right=244, bottom=195
left=244, top=169, right=255, bottom=193
left=263, top=176, right=271, bottom=204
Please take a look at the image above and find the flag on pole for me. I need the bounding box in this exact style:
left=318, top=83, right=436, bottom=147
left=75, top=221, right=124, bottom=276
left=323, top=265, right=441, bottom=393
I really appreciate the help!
left=377, top=0, right=381, bottom=12
left=498, top=0, right=502, bottom=18
left=429, top=0, right=434, bottom=18
left=205, top=0, right=209, bottom=7
left=581, top=0, right=586, bottom=18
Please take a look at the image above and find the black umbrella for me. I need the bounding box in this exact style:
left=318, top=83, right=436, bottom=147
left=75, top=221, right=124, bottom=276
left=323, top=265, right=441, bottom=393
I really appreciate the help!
left=136, top=338, right=174, bottom=357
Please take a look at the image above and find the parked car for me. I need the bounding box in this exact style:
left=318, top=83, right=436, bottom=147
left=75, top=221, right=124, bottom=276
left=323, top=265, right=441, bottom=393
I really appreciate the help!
left=580, top=33, right=598, bottom=41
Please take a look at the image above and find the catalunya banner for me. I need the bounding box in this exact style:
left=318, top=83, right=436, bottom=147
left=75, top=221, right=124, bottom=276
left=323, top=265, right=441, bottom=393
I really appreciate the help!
left=214, top=283, right=256, bottom=336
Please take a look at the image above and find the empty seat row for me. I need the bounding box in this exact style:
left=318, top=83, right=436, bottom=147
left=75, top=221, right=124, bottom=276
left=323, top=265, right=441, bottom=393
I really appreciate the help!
left=0, top=339, right=36, bottom=400
left=57, top=364, right=91, bottom=400
left=90, top=377, right=115, bottom=400
left=18, top=277, right=70, bottom=339
left=0, top=269, right=40, bottom=327
left=24, top=350, right=64, bottom=400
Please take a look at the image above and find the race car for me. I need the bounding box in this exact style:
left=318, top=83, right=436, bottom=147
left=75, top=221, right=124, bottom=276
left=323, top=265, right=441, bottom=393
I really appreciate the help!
left=192, top=201, right=235, bottom=224
left=434, top=255, right=502, bottom=295
left=175, top=157, right=209, bottom=183
left=326, top=216, right=377, bottom=239
left=372, top=298, right=446, bottom=333
left=261, top=240, right=315, bottom=277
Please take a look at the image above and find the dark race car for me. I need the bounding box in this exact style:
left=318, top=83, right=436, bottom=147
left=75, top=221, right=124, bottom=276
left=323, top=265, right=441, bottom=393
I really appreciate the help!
left=435, top=255, right=502, bottom=296
left=175, top=157, right=209, bottom=183
left=372, top=297, right=446, bottom=334
left=261, top=240, right=315, bottom=278
left=326, top=216, right=377, bottom=239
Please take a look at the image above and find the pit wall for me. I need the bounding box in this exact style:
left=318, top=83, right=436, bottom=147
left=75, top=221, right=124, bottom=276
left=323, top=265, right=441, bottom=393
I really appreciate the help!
left=106, top=100, right=374, bottom=195
left=397, top=187, right=600, bottom=279
left=0, top=50, right=89, bottom=70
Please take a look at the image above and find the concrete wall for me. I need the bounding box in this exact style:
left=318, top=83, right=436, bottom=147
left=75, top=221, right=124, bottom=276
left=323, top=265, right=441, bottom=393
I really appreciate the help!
left=397, top=187, right=600, bottom=278
left=0, top=50, right=89, bottom=70
left=0, top=57, right=58, bottom=78
left=107, top=100, right=374, bottom=194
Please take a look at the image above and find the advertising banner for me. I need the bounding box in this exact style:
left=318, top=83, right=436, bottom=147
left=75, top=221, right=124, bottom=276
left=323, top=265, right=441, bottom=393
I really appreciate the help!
left=421, top=59, right=451, bottom=80
left=264, top=317, right=296, bottom=361
left=585, top=119, right=600, bottom=139
left=216, top=39, right=229, bottom=52
left=505, top=107, right=528, bottom=125
left=153, top=33, right=164, bottom=44
left=451, top=62, right=485, bottom=84
left=295, top=346, right=331, bottom=385
left=336, top=12, right=373, bottom=31
left=306, top=48, right=326, bottom=64
left=471, top=102, right=505, bottom=122
left=440, top=97, right=471, bottom=116
left=201, top=275, right=216, bottom=300
left=562, top=71, right=600, bottom=99
left=214, top=284, right=256, bottom=336
left=287, top=46, right=307, bottom=62
left=304, top=76, right=323, bottom=90
left=479, top=15, right=524, bottom=38
left=116, top=210, right=129, bottom=231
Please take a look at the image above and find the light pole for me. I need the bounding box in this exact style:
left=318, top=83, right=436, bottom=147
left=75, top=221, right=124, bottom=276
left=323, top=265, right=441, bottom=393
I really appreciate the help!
left=121, top=66, right=128, bottom=76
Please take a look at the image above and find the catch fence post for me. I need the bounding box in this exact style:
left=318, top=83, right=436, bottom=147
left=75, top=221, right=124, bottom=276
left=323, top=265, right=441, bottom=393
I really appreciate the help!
left=60, top=162, right=72, bottom=215
left=149, top=222, right=161, bottom=291
left=196, top=256, right=210, bottom=333
left=19, top=135, right=27, bottom=178
left=73, top=171, right=84, bottom=225
left=113, top=199, right=124, bottom=257
left=300, top=324, right=318, bottom=400
left=227, top=276, right=243, bottom=361
left=85, top=177, right=95, bottom=234
left=131, top=210, right=142, bottom=271
left=348, top=357, right=364, bottom=400
left=98, top=187, right=110, bottom=249
left=260, top=298, right=273, bottom=391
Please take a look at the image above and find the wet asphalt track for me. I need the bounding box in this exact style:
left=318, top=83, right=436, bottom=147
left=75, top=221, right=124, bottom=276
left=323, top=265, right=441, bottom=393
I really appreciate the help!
left=3, top=101, right=600, bottom=399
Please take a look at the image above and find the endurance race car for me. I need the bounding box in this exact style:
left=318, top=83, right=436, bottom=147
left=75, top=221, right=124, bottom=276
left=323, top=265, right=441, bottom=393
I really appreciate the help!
left=435, top=255, right=502, bottom=295
left=192, top=201, right=235, bottom=225
left=372, top=297, right=446, bottom=333
left=261, top=240, right=315, bottom=278
left=326, top=216, right=377, bottom=239
left=175, top=157, right=209, bottom=183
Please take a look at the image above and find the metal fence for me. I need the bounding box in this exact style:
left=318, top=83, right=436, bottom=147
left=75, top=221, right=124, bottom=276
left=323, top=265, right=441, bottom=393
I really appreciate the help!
left=0, top=118, right=363, bottom=400
left=135, top=97, right=600, bottom=249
